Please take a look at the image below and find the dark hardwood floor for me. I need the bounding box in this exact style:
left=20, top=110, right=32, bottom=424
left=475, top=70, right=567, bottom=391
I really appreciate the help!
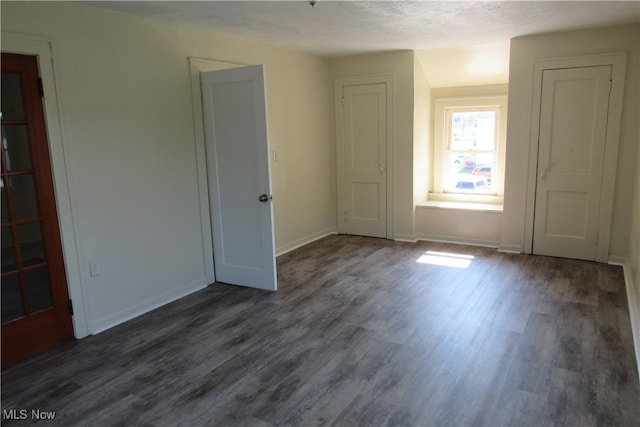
left=2, top=235, right=639, bottom=426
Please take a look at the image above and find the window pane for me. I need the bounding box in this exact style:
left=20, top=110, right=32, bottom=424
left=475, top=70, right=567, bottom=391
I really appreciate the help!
left=451, top=153, right=477, bottom=171
left=448, top=152, right=495, bottom=194
left=450, top=111, right=496, bottom=151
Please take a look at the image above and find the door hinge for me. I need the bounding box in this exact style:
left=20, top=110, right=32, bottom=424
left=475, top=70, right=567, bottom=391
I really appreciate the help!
left=608, top=80, right=612, bottom=94
left=68, top=299, right=74, bottom=316
left=341, top=97, right=345, bottom=107
left=344, top=211, right=348, bottom=222
left=37, top=77, right=44, bottom=97
left=595, top=232, right=599, bottom=245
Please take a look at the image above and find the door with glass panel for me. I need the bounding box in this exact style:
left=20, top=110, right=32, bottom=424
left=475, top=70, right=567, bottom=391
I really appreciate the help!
left=1, top=53, right=74, bottom=368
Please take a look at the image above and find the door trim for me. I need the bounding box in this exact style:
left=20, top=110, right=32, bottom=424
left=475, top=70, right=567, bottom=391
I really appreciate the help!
left=335, top=74, right=394, bottom=238
left=2, top=32, right=89, bottom=338
left=524, top=52, right=627, bottom=262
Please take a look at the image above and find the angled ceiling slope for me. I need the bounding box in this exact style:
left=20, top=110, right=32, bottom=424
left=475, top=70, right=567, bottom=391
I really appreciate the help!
left=82, top=1, right=640, bottom=56
left=79, top=1, right=639, bottom=86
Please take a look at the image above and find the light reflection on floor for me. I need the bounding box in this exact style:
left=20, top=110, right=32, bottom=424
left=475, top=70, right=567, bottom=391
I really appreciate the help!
left=416, top=251, right=475, bottom=269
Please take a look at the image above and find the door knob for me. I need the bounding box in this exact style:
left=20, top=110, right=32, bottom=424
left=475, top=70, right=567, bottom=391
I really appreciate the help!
left=258, top=194, right=270, bottom=203
left=539, top=166, right=548, bottom=183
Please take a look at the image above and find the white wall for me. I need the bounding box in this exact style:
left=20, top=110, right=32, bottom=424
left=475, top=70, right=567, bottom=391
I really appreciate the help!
left=626, top=101, right=640, bottom=374
left=415, top=206, right=502, bottom=247
left=413, top=56, right=431, bottom=208
left=501, top=24, right=639, bottom=257
left=329, top=51, right=416, bottom=240
left=415, top=40, right=510, bottom=88
left=1, top=2, right=334, bottom=335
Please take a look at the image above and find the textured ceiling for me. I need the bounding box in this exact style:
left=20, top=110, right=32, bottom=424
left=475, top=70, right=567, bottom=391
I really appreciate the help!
left=83, top=1, right=640, bottom=56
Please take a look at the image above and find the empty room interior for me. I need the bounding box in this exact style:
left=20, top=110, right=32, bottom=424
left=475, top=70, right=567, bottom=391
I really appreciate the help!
left=1, top=1, right=640, bottom=425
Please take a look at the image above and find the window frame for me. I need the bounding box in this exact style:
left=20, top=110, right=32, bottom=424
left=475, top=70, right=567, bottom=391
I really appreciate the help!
left=431, top=95, right=507, bottom=204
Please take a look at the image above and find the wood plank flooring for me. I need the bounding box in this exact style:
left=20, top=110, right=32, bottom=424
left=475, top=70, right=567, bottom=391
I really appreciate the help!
left=2, top=235, right=639, bottom=426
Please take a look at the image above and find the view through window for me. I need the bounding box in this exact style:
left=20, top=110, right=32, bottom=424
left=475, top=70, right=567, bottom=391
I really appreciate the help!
left=431, top=95, right=507, bottom=204
left=446, top=109, right=497, bottom=194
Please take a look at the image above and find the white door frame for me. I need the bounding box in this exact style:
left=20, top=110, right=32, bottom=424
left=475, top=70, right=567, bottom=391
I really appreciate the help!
left=523, top=52, right=627, bottom=262
left=335, top=74, right=394, bottom=238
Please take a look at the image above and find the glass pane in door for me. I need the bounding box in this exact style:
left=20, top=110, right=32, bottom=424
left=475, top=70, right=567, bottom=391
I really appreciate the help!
left=25, top=267, right=53, bottom=312
left=1, top=226, right=16, bottom=273
left=0, top=72, right=26, bottom=120
left=16, top=222, right=45, bottom=266
left=8, top=175, right=40, bottom=220
left=1, top=275, right=24, bottom=323
left=1, top=183, right=9, bottom=223
left=2, top=125, right=33, bottom=171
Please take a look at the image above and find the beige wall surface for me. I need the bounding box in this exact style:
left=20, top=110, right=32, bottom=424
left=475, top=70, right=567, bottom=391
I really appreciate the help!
left=2, top=1, right=334, bottom=334
left=502, top=24, right=639, bottom=257
left=416, top=206, right=503, bottom=247
left=628, top=126, right=640, bottom=372
left=329, top=51, right=416, bottom=240
left=413, top=56, right=431, bottom=208
left=415, top=40, right=510, bottom=88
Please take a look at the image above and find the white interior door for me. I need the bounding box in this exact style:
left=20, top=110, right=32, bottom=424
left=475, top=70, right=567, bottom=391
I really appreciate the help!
left=342, top=82, right=388, bottom=238
left=533, top=65, right=612, bottom=260
left=201, top=65, right=277, bottom=291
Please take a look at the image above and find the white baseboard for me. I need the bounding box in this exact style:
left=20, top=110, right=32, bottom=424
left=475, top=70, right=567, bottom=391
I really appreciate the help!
left=416, top=233, right=500, bottom=249
left=276, top=227, right=337, bottom=257
left=394, top=234, right=417, bottom=243
left=619, top=259, right=640, bottom=383
left=498, top=244, right=523, bottom=254
left=90, top=278, right=208, bottom=334
left=608, top=255, right=626, bottom=266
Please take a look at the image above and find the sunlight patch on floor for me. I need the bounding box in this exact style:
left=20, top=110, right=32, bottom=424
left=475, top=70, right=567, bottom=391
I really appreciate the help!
left=416, top=251, right=475, bottom=269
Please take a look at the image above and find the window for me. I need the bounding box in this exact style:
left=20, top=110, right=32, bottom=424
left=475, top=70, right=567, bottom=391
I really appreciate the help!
left=431, top=96, right=507, bottom=204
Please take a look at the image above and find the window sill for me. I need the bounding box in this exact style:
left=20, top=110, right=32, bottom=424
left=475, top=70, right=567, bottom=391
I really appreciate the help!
left=419, top=193, right=503, bottom=212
